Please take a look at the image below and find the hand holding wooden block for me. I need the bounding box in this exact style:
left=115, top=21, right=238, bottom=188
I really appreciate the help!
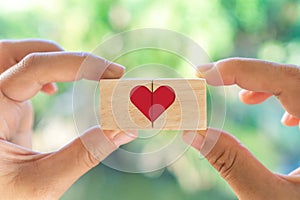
left=100, top=79, right=206, bottom=130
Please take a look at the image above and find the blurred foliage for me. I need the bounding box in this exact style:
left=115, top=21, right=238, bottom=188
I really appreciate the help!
left=1, top=0, right=300, bottom=199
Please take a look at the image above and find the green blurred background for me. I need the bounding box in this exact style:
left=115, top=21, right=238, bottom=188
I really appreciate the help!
left=1, top=0, right=300, bottom=199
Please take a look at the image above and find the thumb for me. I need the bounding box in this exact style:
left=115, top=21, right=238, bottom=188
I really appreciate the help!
left=183, top=128, right=286, bottom=200
left=35, top=126, right=137, bottom=198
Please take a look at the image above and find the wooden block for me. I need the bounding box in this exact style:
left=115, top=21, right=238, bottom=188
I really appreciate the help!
left=100, top=79, right=152, bottom=129
left=100, top=78, right=206, bottom=130
left=152, top=79, right=206, bottom=130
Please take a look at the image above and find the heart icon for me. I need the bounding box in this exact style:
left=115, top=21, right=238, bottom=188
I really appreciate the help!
left=130, top=85, right=176, bottom=122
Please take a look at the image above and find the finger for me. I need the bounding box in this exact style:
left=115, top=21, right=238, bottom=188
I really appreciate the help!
left=197, top=58, right=300, bottom=118
left=196, top=58, right=296, bottom=95
left=239, top=89, right=272, bottom=105
left=289, top=167, right=300, bottom=176
left=0, top=52, right=125, bottom=102
left=24, top=127, right=137, bottom=198
left=0, top=39, right=63, bottom=72
left=182, top=128, right=291, bottom=199
left=41, top=83, right=58, bottom=95
left=281, top=112, right=300, bottom=126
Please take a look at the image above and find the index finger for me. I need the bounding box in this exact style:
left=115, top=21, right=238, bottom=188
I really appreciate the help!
left=0, top=52, right=125, bottom=102
left=196, top=58, right=298, bottom=95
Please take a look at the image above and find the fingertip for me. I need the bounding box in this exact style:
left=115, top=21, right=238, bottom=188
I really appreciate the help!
left=41, top=83, right=58, bottom=95
left=182, top=131, right=196, bottom=144
left=281, top=112, right=300, bottom=126
left=104, top=62, right=125, bottom=79
left=196, top=63, right=215, bottom=78
left=112, top=130, right=138, bottom=147
left=83, top=55, right=126, bottom=80
left=196, top=63, right=225, bottom=86
left=125, top=130, right=139, bottom=138
left=239, top=89, right=272, bottom=105
left=182, top=130, right=206, bottom=150
left=281, top=112, right=288, bottom=125
left=239, top=89, right=256, bottom=104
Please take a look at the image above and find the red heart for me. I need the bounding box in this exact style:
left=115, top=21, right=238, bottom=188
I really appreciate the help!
left=130, top=85, right=175, bottom=122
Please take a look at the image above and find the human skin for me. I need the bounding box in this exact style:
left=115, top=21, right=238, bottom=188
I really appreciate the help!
left=183, top=58, right=300, bottom=200
left=0, top=39, right=137, bottom=199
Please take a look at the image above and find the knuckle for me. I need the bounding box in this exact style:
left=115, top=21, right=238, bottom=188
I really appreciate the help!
left=18, top=53, right=46, bottom=87
left=207, top=143, right=239, bottom=179
left=78, top=140, right=101, bottom=169
left=280, top=64, right=300, bottom=79
left=82, top=150, right=100, bottom=169
left=19, top=53, right=43, bottom=75
left=276, top=64, right=300, bottom=98
left=21, top=53, right=39, bottom=69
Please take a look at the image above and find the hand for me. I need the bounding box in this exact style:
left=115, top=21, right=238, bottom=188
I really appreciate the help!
left=183, top=58, right=300, bottom=200
left=0, top=39, right=136, bottom=199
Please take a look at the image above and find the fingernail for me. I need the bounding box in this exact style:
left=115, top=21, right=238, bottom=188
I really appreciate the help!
left=183, top=131, right=196, bottom=144
left=113, top=131, right=138, bottom=147
left=239, top=89, right=249, bottom=96
left=196, top=63, right=215, bottom=77
left=52, top=83, right=58, bottom=92
left=281, top=112, right=289, bottom=125
left=107, top=62, right=125, bottom=78
left=238, top=89, right=251, bottom=102
left=183, top=131, right=205, bottom=149
left=281, top=112, right=300, bottom=126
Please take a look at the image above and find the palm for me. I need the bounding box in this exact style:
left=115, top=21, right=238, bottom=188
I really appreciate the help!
left=0, top=51, right=34, bottom=148
left=0, top=99, right=33, bottom=148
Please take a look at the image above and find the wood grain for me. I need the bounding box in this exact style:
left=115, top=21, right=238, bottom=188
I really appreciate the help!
left=100, top=78, right=206, bottom=130
left=100, top=79, right=152, bottom=129
left=153, top=79, right=206, bottom=130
